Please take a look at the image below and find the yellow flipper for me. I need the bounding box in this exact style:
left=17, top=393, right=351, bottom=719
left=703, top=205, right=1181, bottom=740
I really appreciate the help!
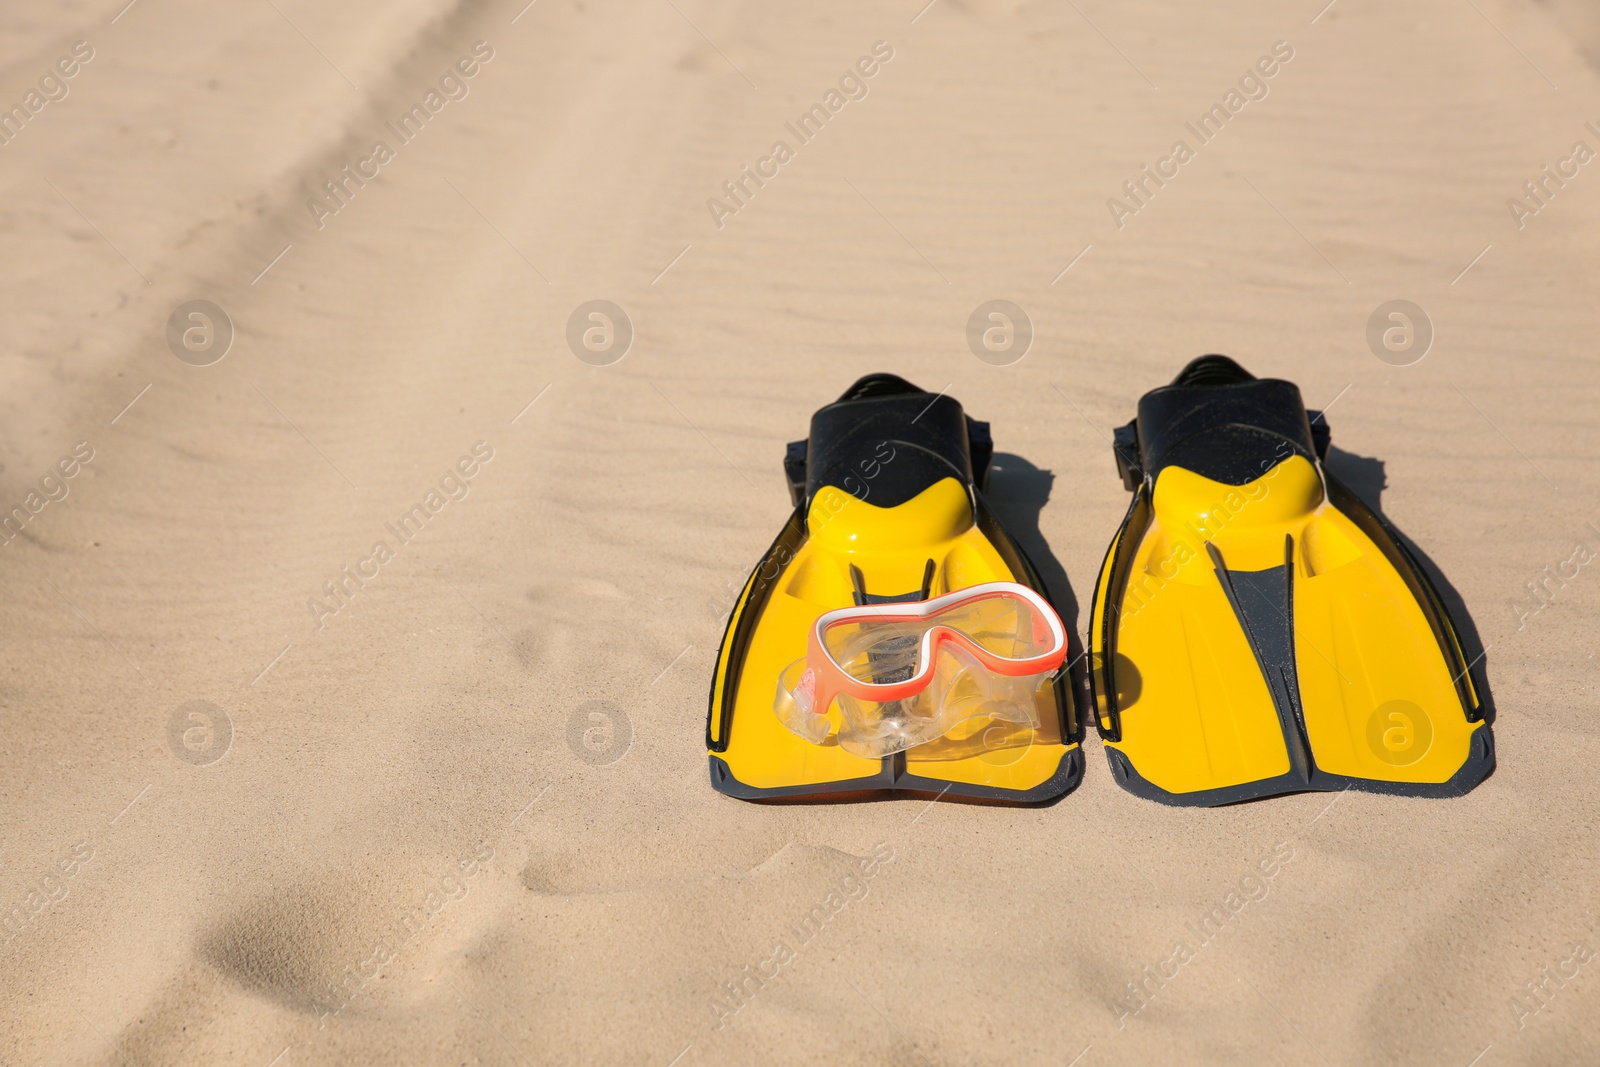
left=1091, top=357, right=1491, bottom=805
left=708, top=376, right=1081, bottom=803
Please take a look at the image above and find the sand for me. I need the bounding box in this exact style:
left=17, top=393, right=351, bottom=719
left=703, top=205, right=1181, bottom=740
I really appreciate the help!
left=2, top=0, right=1598, bottom=1063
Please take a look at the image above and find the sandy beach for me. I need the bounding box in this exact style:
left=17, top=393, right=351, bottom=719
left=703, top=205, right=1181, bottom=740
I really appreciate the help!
left=2, top=0, right=1599, bottom=1063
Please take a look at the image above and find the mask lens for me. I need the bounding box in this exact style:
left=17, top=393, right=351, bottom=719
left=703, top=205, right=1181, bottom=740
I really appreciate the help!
left=821, top=619, right=925, bottom=684
left=819, top=590, right=1056, bottom=685
left=929, top=593, right=1055, bottom=659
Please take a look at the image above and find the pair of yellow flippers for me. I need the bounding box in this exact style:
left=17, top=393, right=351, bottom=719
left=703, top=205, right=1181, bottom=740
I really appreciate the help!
left=708, top=361, right=1492, bottom=805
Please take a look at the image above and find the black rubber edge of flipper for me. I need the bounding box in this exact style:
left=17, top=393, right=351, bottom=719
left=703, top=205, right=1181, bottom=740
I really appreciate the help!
left=1104, top=726, right=1493, bottom=807
left=1088, top=489, right=1152, bottom=743
left=705, top=508, right=806, bottom=753
left=709, top=745, right=1084, bottom=806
